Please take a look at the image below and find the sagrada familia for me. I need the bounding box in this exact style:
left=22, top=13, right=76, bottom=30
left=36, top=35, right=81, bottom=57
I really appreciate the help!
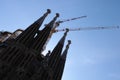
left=0, top=9, right=71, bottom=80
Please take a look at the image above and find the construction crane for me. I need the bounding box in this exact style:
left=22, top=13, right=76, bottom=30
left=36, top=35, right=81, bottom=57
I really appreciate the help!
left=42, top=15, right=119, bottom=52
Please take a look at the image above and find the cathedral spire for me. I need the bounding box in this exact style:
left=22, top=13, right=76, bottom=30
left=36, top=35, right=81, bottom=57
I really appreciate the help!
left=48, top=29, right=69, bottom=69
left=15, top=9, right=51, bottom=47
left=35, top=9, right=51, bottom=25
left=61, top=40, right=71, bottom=60
left=31, top=13, right=59, bottom=53
left=55, top=40, right=71, bottom=80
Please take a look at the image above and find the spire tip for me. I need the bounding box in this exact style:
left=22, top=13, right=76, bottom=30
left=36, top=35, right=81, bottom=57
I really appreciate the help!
left=68, top=40, right=71, bottom=45
left=66, top=40, right=71, bottom=49
left=66, top=28, right=69, bottom=32
left=47, top=9, right=51, bottom=14
left=64, top=28, right=69, bottom=36
left=56, top=13, right=60, bottom=17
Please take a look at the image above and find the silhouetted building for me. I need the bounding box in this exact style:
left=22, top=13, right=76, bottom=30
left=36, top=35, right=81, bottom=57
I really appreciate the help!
left=0, top=9, right=71, bottom=80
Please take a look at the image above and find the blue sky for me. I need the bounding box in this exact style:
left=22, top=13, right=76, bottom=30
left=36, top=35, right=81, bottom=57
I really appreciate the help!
left=0, top=0, right=120, bottom=80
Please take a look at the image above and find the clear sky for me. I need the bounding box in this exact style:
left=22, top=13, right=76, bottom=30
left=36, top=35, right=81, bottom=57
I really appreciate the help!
left=0, top=0, right=120, bottom=80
